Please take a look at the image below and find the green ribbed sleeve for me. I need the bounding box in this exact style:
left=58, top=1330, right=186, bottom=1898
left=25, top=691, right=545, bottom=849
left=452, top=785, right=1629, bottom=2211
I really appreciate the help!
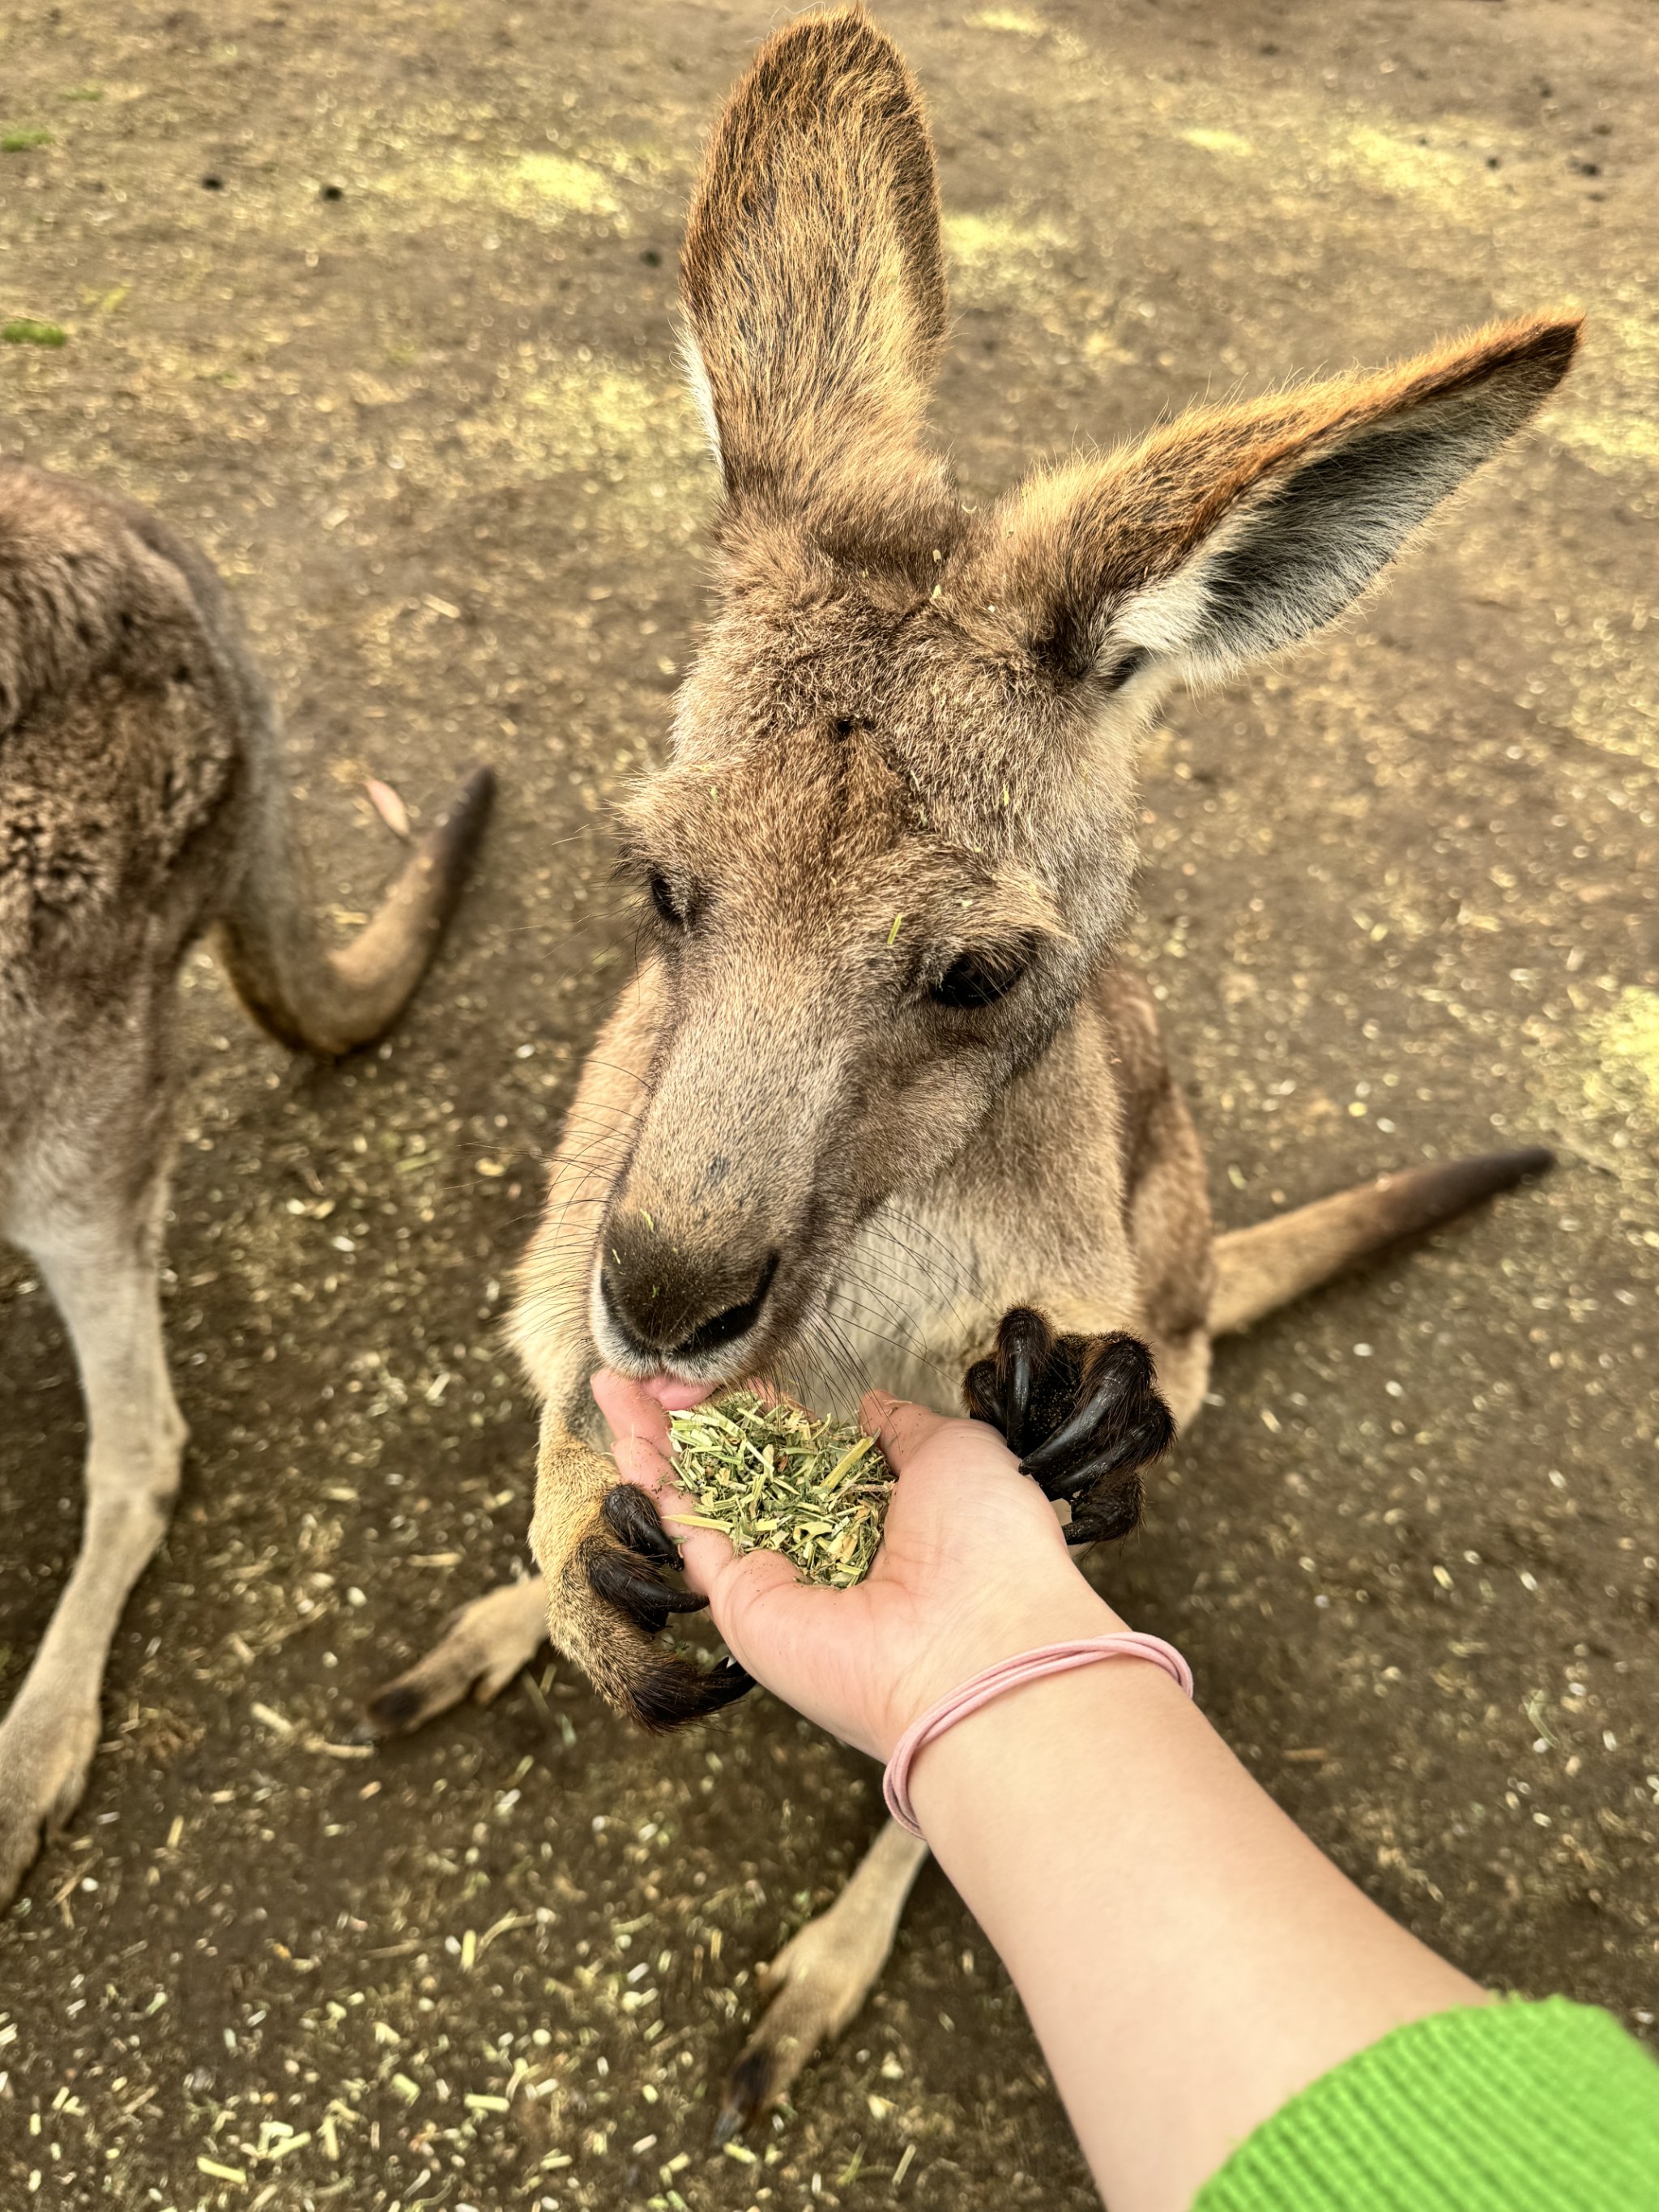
left=1193, top=1997, right=1659, bottom=2211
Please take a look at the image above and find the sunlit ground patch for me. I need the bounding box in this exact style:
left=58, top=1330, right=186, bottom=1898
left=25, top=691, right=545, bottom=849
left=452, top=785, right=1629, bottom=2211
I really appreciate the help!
left=944, top=207, right=1067, bottom=309
left=1527, top=987, right=1659, bottom=1184
left=1181, top=127, right=1257, bottom=159
left=966, top=7, right=1048, bottom=35
left=1582, top=988, right=1659, bottom=1141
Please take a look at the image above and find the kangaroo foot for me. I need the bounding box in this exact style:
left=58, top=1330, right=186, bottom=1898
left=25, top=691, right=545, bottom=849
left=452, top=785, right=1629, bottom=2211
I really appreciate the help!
left=362, top=1575, right=552, bottom=1739
left=715, top=1821, right=929, bottom=2139
left=964, top=1306, right=1174, bottom=1545
left=0, top=1692, right=100, bottom=1912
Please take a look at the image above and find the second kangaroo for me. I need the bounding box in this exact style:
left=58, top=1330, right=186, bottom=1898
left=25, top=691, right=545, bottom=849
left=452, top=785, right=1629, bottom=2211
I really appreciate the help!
left=369, top=2, right=1576, bottom=2134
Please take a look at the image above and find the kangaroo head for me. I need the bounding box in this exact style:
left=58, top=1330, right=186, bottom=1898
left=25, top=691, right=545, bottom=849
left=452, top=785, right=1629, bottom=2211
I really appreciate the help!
left=587, top=3, right=1577, bottom=1388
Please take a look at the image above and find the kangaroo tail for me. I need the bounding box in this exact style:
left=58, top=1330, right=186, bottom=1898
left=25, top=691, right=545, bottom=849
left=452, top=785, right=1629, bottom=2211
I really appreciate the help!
left=217, top=749, right=495, bottom=1059
left=1209, top=1146, right=1554, bottom=1337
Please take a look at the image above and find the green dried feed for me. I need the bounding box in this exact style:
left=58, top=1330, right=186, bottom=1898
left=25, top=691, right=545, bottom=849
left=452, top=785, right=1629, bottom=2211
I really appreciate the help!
left=667, top=1392, right=895, bottom=1589
left=2, top=129, right=53, bottom=151
left=2, top=318, right=66, bottom=346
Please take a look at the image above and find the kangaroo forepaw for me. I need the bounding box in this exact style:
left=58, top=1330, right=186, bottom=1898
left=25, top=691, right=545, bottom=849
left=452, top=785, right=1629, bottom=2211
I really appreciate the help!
left=591, top=1485, right=711, bottom=1636
left=964, top=1306, right=1173, bottom=1545
left=574, top=1485, right=755, bottom=1733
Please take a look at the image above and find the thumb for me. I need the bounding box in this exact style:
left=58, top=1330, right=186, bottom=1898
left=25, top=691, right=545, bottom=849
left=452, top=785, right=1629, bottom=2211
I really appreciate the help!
left=859, top=1389, right=959, bottom=1472
left=591, top=1367, right=673, bottom=1464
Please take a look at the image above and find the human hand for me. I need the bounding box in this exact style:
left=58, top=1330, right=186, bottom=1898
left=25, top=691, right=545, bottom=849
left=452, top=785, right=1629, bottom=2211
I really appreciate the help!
left=590, top=1370, right=1126, bottom=1762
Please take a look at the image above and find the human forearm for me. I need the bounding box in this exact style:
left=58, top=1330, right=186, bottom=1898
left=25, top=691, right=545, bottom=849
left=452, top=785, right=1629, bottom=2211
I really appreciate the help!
left=910, top=1656, right=1484, bottom=2212
left=595, top=1375, right=1630, bottom=2207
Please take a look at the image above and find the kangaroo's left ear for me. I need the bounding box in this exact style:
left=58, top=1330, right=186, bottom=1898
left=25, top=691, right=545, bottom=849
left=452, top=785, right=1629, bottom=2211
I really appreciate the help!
left=964, top=316, right=1580, bottom=687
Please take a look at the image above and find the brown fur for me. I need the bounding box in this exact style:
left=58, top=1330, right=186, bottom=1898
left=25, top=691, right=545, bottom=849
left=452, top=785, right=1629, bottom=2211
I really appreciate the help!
left=680, top=4, right=948, bottom=535
left=1209, top=1147, right=1555, bottom=1337
left=369, top=1, right=1576, bottom=2130
left=0, top=458, right=491, bottom=1907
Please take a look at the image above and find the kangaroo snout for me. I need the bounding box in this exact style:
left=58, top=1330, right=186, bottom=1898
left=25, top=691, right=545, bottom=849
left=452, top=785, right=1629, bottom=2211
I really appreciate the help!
left=597, top=1215, right=779, bottom=1370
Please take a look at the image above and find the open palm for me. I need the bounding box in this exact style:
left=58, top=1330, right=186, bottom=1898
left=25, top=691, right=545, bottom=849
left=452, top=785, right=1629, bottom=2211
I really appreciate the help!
left=591, top=1369, right=1122, bottom=1762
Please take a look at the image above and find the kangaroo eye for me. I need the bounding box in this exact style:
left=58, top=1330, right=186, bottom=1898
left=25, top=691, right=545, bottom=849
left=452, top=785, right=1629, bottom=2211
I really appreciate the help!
left=931, top=946, right=1030, bottom=1010
left=648, top=870, right=690, bottom=927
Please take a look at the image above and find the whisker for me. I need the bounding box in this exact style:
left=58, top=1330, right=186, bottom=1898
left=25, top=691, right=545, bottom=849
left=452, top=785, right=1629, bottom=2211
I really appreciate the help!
left=881, top=1201, right=975, bottom=1276
left=826, top=1300, right=949, bottom=1385
left=832, top=1261, right=932, bottom=1343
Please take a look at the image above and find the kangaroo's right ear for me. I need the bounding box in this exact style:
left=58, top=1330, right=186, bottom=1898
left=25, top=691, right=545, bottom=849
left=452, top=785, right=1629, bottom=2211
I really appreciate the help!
left=970, top=315, right=1581, bottom=688
left=680, top=5, right=946, bottom=519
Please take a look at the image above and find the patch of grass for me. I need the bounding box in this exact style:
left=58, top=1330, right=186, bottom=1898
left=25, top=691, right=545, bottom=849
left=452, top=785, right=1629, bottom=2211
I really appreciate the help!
left=1183, top=126, right=1257, bottom=159
left=510, top=151, right=617, bottom=215
left=1, top=127, right=52, bottom=151
left=1584, top=988, right=1659, bottom=1140
left=60, top=86, right=104, bottom=101
left=2, top=318, right=67, bottom=347
left=668, top=1392, right=895, bottom=1589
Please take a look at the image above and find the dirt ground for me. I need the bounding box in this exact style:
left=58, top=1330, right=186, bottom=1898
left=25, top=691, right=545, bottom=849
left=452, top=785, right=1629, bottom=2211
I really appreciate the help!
left=2, top=0, right=1657, bottom=2206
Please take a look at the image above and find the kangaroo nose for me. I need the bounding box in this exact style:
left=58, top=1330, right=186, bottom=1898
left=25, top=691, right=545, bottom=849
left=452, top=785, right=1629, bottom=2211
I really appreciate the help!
left=599, top=1241, right=778, bottom=1365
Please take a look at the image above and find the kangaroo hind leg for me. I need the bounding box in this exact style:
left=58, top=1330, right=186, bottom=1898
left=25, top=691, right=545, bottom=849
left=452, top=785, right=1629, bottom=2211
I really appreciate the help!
left=0, top=1147, right=186, bottom=1907
left=363, top=1427, right=754, bottom=1738
left=362, top=1573, right=552, bottom=1739
left=717, top=1820, right=930, bottom=2142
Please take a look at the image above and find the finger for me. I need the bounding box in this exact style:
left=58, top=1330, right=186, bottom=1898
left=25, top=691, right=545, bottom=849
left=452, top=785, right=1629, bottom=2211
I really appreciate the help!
left=595, top=1371, right=777, bottom=1595
left=655, top=1490, right=740, bottom=1593
left=857, top=1390, right=957, bottom=1469
left=610, top=1430, right=678, bottom=1498
left=643, top=1375, right=717, bottom=1413
left=591, top=1368, right=673, bottom=1459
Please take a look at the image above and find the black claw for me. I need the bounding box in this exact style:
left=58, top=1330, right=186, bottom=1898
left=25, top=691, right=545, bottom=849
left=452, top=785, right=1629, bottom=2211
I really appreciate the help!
left=629, top=1652, right=756, bottom=1733
left=965, top=1308, right=1174, bottom=1546
left=1064, top=1475, right=1146, bottom=1548
left=1029, top=1404, right=1177, bottom=1502
left=1020, top=1333, right=1160, bottom=1480
left=601, top=1482, right=681, bottom=1566
left=715, top=2044, right=777, bottom=2143
left=962, top=1354, right=1004, bottom=1434
left=587, top=1547, right=709, bottom=1638
left=995, top=1305, right=1047, bottom=1453
left=964, top=1304, right=1055, bottom=1455
left=1038, top=1455, right=1111, bottom=1504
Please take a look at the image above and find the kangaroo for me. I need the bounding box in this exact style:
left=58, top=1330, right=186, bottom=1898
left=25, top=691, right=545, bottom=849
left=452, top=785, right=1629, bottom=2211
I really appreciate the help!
left=365, top=2, right=1576, bottom=2135
left=0, top=458, right=493, bottom=1907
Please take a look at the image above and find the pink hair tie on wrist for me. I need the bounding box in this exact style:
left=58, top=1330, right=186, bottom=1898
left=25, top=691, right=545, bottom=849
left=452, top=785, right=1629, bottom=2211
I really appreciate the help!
left=881, top=1632, right=1195, bottom=1840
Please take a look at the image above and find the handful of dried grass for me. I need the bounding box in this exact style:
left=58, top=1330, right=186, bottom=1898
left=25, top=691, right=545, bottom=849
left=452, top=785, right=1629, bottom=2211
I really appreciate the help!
left=667, top=1392, right=895, bottom=1589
